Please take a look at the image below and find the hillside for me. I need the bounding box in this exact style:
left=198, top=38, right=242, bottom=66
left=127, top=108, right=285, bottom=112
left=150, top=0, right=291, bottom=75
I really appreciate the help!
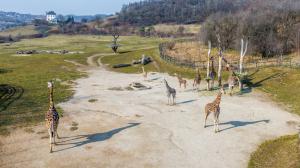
left=0, top=25, right=39, bottom=37
left=0, top=11, right=43, bottom=30
left=118, top=0, right=248, bottom=25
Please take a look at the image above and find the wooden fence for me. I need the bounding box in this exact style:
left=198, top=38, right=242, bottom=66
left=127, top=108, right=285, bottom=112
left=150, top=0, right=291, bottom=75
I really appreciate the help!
left=159, top=42, right=300, bottom=70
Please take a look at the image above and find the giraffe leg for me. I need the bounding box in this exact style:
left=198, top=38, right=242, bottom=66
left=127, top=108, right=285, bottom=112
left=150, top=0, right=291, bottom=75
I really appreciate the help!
left=217, top=119, right=220, bottom=132
left=204, top=113, right=209, bottom=128
left=53, top=132, right=56, bottom=145
left=56, top=131, right=60, bottom=139
left=217, top=110, right=220, bottom=132
left=56, top=122, right=60, bottom=139
left=214, top=119, right=217, bottom=133
left=48, top=129, right=52, bottom=153
left=173, top=96, right=176, bottom=105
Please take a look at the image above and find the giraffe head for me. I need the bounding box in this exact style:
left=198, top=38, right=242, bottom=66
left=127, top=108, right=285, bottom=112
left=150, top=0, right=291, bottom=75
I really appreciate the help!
left=219, top=86, right=226, bottom=95
left=47, top=81, right=53, bottom=89
left=226, top=64, right=230, bottom=71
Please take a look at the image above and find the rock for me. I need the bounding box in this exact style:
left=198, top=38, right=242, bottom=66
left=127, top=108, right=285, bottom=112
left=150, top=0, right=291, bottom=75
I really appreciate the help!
left=129, top=82, right=152, bottom=90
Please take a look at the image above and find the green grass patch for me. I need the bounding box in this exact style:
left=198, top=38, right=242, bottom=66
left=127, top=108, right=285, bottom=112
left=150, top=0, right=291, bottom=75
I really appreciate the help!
left=247, top=67, right=300, bottom=168
left=249, top=67, right=300, bottom=116
left=248, top=135, right=300, bottom=168
left=102, top=46, right=230, bottom=80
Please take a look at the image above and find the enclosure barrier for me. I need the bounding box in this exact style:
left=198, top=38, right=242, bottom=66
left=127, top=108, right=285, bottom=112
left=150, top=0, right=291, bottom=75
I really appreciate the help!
left=159, top=41, right=300, bottom=70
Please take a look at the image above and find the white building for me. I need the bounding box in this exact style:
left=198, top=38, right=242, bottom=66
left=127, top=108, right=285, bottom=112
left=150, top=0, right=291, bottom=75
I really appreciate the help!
left=46, top=11, right=57, bottom=24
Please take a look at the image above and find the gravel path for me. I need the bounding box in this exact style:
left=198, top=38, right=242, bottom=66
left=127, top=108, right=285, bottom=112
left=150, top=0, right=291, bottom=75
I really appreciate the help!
left=0, top=57, right=299, bottom=168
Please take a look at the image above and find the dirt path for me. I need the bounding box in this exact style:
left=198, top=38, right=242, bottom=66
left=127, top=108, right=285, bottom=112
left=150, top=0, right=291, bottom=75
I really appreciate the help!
left=1, top=56, right=299, bottom=168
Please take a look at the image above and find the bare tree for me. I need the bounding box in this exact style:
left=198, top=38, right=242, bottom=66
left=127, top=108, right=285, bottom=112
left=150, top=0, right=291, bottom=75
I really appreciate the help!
left=237, top=37, right=249, bottom=91
left=111, top=30, right=120, bottom=53
left=206, top=41, right=211, bottom=90
left=239, top=38, right=248, bottom=73
left=216, top=34, right=223, bottom=87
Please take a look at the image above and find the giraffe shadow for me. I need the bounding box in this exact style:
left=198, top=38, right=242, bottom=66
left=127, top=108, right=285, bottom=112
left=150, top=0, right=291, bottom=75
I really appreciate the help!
left=205, top=120, right=270, bottom=132
left=53, top=123, right=140, bottom=152
left=177, top=99, right=197, bottom=105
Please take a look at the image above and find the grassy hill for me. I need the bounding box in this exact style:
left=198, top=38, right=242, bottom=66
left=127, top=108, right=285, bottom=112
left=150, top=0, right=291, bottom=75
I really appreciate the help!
left=0, top=25, right=39, bottom=37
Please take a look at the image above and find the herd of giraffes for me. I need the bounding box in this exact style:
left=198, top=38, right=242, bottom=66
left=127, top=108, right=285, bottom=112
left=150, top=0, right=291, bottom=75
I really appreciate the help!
left=45, top=65, right=238, bottom=153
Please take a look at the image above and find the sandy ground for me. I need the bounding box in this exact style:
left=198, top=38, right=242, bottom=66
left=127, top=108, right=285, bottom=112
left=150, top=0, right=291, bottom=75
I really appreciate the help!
left=0, top=57, right=299, bottom=168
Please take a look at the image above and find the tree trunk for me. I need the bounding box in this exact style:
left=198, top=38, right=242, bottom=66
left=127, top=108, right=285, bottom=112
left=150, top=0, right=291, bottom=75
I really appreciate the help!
left=207, top=41, right=211, bottom=91
left=218, top=53, right=222, bottom=87
left=239, top=79, right=243, bottom=91
left=239, top=56, right=244, bottom=74
left=216, top=34, right=222, bottom=87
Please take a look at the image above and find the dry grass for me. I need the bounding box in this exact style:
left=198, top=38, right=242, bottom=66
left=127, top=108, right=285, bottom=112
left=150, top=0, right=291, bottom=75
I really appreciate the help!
left=248, top=135, right=300, bottom=168
left=0, top=25, right=39, bottom=37
left=152, top=24, right=201, bottom=34
left=165, top=41, right=260, bottom=64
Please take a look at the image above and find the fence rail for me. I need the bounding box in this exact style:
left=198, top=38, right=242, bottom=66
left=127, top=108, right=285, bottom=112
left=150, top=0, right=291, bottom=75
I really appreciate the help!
left=159, top=42, right=300, bottom=70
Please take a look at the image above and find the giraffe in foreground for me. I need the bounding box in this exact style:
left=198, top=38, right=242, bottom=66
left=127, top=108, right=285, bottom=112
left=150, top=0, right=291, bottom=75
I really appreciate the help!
left=163, top=79, right=176, bottom=105
left=210, top=56, right=217, bottom=89
left=204, top=87, right=225, bottom=133
left=45, top=81, right=60, bottom=153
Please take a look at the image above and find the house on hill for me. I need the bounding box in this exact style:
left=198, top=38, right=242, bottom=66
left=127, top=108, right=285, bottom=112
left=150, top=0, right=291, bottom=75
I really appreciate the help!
left=46, top=11, right=57, bottom=24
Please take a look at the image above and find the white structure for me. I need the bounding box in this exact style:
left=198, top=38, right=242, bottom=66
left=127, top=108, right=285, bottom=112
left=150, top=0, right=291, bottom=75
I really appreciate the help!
left=46, top=11, right=57, bottom=24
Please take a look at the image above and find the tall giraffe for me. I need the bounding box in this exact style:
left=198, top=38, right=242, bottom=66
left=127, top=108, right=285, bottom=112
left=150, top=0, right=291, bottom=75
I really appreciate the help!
left=45, top=81, right=60, bottom=153
left=210, top=56, right=217, bottom=88
left=204, top=87, right=225, bottom=133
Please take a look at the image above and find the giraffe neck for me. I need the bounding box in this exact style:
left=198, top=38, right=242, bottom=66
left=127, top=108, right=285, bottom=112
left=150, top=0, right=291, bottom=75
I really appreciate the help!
left=165, top=81, right=171, bottom=90
left=49, top=87, right=55, bottom=109
left=213, top=93, right=222, bottom=106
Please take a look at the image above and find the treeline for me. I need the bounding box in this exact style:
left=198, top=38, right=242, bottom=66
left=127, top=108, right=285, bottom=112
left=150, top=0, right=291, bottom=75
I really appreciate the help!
left=201, top=0, right=300, bottom=57
left=118, top=0, right=248, bottom=25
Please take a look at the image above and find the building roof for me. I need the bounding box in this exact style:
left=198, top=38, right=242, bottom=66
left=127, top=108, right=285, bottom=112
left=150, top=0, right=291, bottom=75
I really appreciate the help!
left=46, top=11, right=56, bottom=15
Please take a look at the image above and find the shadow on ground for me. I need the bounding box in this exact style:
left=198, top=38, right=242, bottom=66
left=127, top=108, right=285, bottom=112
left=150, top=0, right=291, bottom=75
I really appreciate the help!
left=177, top=99, right=197, bottom=105
left=0, top=84, right=24, bottom=112
left=229, top=70, right=286, bottom=96
left=206, top=120, right=270, bottom=132
left=54, top=123, right=140, bottom=152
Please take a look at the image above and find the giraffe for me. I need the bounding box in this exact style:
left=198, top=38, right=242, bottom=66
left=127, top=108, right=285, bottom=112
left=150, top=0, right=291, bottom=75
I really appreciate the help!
left=163, top=79, right=176, bottom=105
left=226, top=64, right=238, bottom=96
left=142, top=66, right=148, bottom=79
left=193, top=68, right=201, bottom=90
left=175, top=73, right=187, bottom=89
left=204, top=87, right=225, bottom=133
left=210, top=56, right=217, bottom=89
left=45, top=81, right=60, bottom=153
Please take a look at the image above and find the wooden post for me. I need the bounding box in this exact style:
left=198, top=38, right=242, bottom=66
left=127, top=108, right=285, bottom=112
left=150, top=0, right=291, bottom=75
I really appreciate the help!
left=207, top=41, right=211, bottom=90
left=216, top=34, right=222, bottom=87
left=239, top=38, right=248, bottom=74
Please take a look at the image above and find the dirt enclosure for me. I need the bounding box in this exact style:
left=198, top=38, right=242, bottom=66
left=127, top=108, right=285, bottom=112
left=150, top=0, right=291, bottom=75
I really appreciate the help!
left=0, top=60, right=299, bottom=168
